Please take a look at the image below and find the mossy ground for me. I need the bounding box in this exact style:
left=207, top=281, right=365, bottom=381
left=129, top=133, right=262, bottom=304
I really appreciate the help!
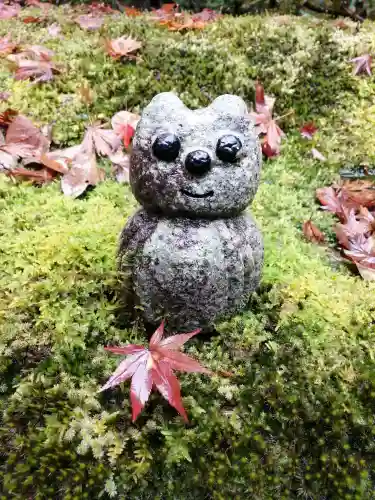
left=1, top=7, right=375, bottom=499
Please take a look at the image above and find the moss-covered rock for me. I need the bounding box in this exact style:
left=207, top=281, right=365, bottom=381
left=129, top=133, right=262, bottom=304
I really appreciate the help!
left=1, top=8, right=375, bottom=499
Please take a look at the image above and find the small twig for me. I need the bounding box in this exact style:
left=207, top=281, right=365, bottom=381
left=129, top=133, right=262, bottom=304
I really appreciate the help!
left=275, top=109, right=295, bottom=122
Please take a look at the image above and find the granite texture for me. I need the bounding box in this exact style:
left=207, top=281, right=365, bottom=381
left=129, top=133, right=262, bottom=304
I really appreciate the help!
left=129, top=92, right=261, bottom=218
left=119, top=92, right=263, bottom=330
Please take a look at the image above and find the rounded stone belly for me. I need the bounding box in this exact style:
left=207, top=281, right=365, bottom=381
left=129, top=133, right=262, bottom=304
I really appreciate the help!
left=133, top=220, right=250, bottom=326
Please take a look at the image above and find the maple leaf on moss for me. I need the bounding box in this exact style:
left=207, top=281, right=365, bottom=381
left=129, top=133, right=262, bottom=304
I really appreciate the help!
left=111, top=111, right=140, bottom=148
left=75, top=15, right=104, bottom=31
left=0, top=37, right=17, bottom=56
left=14, top=59, right=57, bottom=83
left=104, top=36, right=142, bottom=60
left=100, top=321, right=211, bottom=422
left=61, top=152, right=105, bottom=198
left=81, top=123, right=121, bottom=157
left=250, top=82, right=284, bottom=157
left=300, top=122, right=318, bottom=139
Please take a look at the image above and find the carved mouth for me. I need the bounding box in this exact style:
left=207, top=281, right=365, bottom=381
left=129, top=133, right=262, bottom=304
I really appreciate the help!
left=181, top=189, right=214, bottom=199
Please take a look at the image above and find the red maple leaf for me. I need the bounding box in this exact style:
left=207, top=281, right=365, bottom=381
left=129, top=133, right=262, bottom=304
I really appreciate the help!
left=300, top=122, right=318, bottom=139
left=350, top=54, right=372, bottom=76
left=22, top=15, right=42, bottom=24
left=249, top=82, right=284, bottom=157
left=111, top=111, right=139, bottom=148
left=100, top=321, right=211, bottom=422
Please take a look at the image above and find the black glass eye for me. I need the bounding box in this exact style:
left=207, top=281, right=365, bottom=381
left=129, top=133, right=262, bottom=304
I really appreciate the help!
left=216, top=135, right=242, bottom=163
left=152, top=133, right=181, bottom=162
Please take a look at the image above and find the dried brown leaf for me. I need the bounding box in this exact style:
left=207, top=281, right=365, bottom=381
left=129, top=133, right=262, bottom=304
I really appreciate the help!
left=76, top=15, right=104, bottom=31
left=303, top=220, right=325, bottom=244
left=5, top=115, right=49, bottom=157
left=61, top=153, right=105, bottom=198
left=105, top=36, right=142, bottom=60
left=82, top=124, right=121, bottom=157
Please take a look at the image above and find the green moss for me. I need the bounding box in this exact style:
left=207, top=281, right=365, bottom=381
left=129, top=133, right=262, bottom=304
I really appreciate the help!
left=1, top=7, right=375, bottom=499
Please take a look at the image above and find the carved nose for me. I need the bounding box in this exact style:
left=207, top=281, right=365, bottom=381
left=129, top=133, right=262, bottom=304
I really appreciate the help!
left=185, top=150, right=211, bottom=176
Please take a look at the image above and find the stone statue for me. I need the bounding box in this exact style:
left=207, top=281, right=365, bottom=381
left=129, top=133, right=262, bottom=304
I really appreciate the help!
left=118, top=92, right=263, bottom=331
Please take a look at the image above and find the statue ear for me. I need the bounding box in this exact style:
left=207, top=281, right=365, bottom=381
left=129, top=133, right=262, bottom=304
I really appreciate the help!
left=210, top=94, right=248, bottom=117
left=143, top=92, right=186, bottom=120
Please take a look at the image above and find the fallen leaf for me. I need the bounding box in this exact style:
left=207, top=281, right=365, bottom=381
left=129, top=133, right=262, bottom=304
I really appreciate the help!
left=0, top=108, right=18, bottom=126
left=4, top=114, right=50, bottom=157
left=357, top=206, right=375, bottom=234
left=89, top=1, right=115, bottom=13
left=111, top=110, right=139, bottom=133
left=335, top=209, right=368, bottom=249
left=7, top=166, right=54, bottom=184
left=14, top=59, right=57, bottom=83
left=26, top=0, right=51, bottom=10
left=39, top=152, right=69, bottom=174
left=0, top=3, right=20, bottom=19
left=191, top=8, right=219, bottom=22
left=255, top=81, right=265, bottom=108
left=316, top=186, right=350, bottom=222
left=109, top=149, right=130, bottom=183
left=311, top=148, right=326, bottom=162
left=23, top=45, right=54, bottom=61
left=340, top=180, right=375, bottom=209
left=81, top=123, right=121, bottom=157
left=100, top=321, right=211, bottom=422
left=104, top=36, right=142, bottom=60
left=303, top=220, right=325, bottom=244
left=0, top=37, right=17, bottom=56
left=22, top=15, right=42, bottom=23
left=344, top=234, right=375, bottom=268
left=76, top=14, right=104, bottom=30
left=333, top=19, right=349, bottom=29
left=160, top=3, right=177, bottom=13
left=350, top=54, right=372, bottom=76
left=46, top=144, right=82, bottom=171
left=124, top=6, right=142, bottom=16
left=111, top=110, right=139, bottom=147
left=151, top=3, right=178, bottom=19
left=249, top=82, right=284, bottom=157
left=300, top=122, right=318, bottom=139
left=61, top=153, right=104, bottom=198
left=0, top=150, right=16, bottom=171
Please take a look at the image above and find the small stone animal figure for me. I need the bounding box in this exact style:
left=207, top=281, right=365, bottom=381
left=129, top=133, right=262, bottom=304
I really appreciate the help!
left=119, top=92, right=263, bottom=331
